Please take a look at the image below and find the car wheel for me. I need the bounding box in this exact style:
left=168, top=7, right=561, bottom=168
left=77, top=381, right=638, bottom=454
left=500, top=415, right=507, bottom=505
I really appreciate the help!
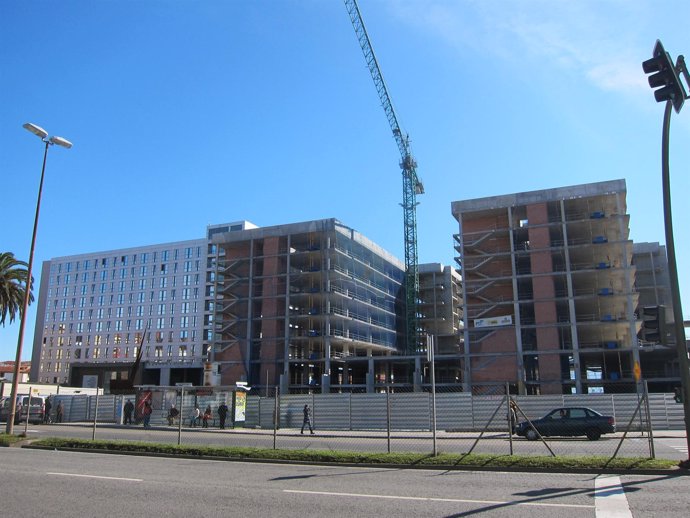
left=525, top=428, right=538, bottom=441
left=586, top=428, right=601, bottom=441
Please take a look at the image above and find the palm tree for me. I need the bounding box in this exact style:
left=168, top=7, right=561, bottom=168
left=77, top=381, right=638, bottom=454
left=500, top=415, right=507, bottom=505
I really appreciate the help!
left=0, top=252, right=34, bottom=326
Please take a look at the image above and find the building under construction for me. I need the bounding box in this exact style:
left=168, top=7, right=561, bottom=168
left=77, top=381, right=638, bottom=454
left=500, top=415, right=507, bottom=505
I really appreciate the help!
left=452, top=179, right=645, bottom=395
left=207, top=218, right=462, bottom=393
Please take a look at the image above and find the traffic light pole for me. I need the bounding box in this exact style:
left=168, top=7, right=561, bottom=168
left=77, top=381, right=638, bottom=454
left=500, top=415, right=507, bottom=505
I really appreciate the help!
left=660, top=100, right=690, bottom=457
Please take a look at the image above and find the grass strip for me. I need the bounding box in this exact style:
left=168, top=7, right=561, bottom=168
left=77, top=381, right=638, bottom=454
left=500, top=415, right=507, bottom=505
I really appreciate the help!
left=0, top=433, right=25, bottom=447
left=29, top=437, right=680, bottom=471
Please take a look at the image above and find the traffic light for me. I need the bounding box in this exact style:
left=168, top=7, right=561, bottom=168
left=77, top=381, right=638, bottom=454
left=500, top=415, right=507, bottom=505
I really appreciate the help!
left=642, top=40, right=687, bottom=114
left=642, top=305, right=668, bottom=345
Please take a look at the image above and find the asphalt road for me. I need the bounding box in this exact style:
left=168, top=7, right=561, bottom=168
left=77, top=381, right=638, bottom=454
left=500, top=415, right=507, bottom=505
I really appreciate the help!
left=1, top=447, right=688, bottom=517
left=18, top=422, right=690, bottom=461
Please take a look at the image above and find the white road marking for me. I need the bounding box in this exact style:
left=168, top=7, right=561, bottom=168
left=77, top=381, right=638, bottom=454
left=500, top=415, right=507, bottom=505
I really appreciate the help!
left=594, top=475, right=633, bottom=518
left=47, top=472, right=143, bottom=482
left=284, top=489, right=593, bottom=509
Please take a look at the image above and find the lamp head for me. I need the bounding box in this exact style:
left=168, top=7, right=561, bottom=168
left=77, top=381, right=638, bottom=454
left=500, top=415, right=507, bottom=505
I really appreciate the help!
left=23, top=122, right=49, bottom=140
left=49, top=136, right=73, bottom=149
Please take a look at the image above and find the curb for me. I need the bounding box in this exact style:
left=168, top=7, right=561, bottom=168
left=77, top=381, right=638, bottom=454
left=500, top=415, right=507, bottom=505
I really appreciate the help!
left=20, top=444, right=689, bottom=477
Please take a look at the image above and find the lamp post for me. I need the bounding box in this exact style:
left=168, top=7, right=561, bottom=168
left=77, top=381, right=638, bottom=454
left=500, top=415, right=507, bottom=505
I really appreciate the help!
left=5, top=123, right=72, bottom=434
left=642, top=40, right=690, bottom=459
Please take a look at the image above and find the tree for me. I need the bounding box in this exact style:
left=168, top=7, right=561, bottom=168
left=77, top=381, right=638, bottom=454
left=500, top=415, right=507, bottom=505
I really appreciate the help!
left=0, top=252, right=33, bottom=326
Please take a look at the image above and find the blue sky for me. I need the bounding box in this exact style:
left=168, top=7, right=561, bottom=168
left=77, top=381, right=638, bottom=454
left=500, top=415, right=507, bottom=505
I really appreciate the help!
left=2, top=0, right=689, bottom=360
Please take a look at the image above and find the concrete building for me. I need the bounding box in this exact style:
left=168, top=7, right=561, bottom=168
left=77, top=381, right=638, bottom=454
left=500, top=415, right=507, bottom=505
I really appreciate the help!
left=30, top=237, right=219, bottom=389
left=452, top=179, right=641, bottom=395
left=632, top=242, right=681, bottom=391
left=206, top=218, right=463, bottom=393
left=417, top=263, right=463, bottom=387
left=208, top=218, right=409, bottom=393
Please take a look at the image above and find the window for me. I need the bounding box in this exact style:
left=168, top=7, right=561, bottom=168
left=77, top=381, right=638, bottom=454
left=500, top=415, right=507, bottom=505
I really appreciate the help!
left=155, top=346, right=163, bottom=358
left=179, top=345, right=187, bottom=357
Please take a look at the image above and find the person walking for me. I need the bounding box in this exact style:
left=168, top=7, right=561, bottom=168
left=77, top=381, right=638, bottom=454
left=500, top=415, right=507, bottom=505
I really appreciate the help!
left=143, top=400, right=153, bottom=428
left=55, top=401, right=64, bottom=424
left=167, top=404, right=179, bottom=426
left=509, top=400, right=518, bottom=435
left=190, top=405, right=200, bottom=427
left=217, top=402, right=229, bottom=429
left=44, top=397, right=52, bottom=424
left=123, top=399, right=134, bottom=425
left=202, top=405, right=212, bottom=428
left=301, top=404, right=314, bottom=434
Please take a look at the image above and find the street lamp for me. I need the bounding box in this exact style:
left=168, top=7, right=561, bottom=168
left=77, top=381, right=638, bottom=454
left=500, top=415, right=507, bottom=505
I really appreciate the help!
left=642, top=40, right=690, bottom=461
left=5, top=123, right=72, bottom=434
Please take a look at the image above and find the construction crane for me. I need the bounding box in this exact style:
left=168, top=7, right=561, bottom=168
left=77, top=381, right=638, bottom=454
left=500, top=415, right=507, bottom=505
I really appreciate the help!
left=344, top=0, right=424, bottom=353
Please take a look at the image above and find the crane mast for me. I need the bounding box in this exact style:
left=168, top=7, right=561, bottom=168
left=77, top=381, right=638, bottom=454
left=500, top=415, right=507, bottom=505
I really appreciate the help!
left=344, top=0, right=424, bottom=353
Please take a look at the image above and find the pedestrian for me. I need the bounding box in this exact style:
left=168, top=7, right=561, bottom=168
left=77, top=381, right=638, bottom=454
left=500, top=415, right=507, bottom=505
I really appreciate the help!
left=190, top=405, right=200, bottom=427
left=123, top=399, right=134, bottom=425
left=44, top=396, right=52, bottom=424
left=143, top=400, right=153, bottom=428
left=202, top=405, right=212, bottom=428
left=301, top=404, right=314, bottom=434
left=55, top=401, right=64, bottom=424
left=217, top=402, right=229, bottom=429
left=167, top=404, right=180, bottom=426
left=509, top=400, right=518, bottom=434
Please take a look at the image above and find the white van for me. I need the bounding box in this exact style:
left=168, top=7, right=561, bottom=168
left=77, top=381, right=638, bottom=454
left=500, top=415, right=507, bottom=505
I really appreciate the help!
left=0, top=395, right=46, bottom=424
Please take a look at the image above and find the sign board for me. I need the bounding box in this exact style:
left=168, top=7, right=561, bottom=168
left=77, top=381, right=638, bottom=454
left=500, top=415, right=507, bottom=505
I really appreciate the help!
left=233, top=390, right=247, bottom=423
left=474, top=315, right=513, bottom=328
left=633, top=361, right=641, bottom=382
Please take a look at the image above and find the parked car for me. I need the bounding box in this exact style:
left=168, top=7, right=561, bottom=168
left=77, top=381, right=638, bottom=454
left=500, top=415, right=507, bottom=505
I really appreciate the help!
left=0, top=394, right=46, bottom=425
left=515, top=407, right=616, bottom=441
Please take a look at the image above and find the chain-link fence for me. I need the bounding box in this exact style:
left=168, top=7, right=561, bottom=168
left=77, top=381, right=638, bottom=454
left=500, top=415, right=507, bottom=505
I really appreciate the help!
left=12, top=381, right=687, bottom=461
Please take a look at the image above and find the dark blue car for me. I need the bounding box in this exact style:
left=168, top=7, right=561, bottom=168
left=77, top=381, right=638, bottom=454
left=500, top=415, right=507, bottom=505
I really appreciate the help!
left=515, top=407, right=616, bottom=441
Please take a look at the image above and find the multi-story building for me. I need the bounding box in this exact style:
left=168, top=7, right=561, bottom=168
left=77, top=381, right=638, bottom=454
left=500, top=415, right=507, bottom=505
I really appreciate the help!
left=418, top=263, right=463, bottom=387
left=633, top=242, right=681, bottom=391
left=207, top=218, right=408, bottom=393
left=452, top=179, right=641, bottom=395
left=31, top=238, right=213, bottom=389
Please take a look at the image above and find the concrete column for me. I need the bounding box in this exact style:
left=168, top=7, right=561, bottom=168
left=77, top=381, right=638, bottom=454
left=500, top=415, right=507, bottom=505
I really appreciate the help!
left=507, top=208, right=525, bottom=394
left=561, top=199, right=582, bottom=393
left=366, top=355, right=375, bottom=393
left=159, top=366, right=171, bottom=386
left=413, top=355, right=422, bottom=392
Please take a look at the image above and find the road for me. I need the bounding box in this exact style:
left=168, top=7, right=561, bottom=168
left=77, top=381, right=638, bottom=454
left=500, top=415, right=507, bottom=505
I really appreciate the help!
left=18, top=422, right=690, bottom=461
left=1, top=447, right=688, bottom=517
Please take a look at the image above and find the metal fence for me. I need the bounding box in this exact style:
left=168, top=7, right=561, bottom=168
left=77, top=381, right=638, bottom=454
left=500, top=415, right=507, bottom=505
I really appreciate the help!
left=11, top=384, right=685, bottom=461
